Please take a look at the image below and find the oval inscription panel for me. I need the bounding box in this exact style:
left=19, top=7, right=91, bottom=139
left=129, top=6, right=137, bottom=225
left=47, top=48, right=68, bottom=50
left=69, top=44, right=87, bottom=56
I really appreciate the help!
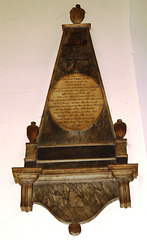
left=48, top=73, right=104, bottom=131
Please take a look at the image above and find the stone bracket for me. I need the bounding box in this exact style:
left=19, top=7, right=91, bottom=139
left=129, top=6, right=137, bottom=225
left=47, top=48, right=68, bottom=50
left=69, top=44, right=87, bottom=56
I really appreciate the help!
left=21, top=183, right=33, bottom=212
left=108, top=164, right=138, bottom=208
left=12, top=168, right=41, bottom=212
left=118, top=179, right=131, bottom=208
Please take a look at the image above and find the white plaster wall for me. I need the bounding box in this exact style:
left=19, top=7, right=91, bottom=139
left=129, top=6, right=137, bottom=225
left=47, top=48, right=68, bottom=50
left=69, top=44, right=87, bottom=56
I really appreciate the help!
left=130, top=0, right=147, bottom=147
left=0, top=1, right=146, bottom=239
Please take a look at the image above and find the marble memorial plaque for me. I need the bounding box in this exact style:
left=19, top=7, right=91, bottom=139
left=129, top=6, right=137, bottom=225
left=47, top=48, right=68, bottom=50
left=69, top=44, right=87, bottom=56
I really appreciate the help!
left=48, top=73, right=104, bottom=131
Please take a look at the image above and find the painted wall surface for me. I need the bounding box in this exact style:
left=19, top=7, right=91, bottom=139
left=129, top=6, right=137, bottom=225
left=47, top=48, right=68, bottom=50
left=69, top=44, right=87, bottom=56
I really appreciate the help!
left=130, top=0, right=147, bottom=147
left=0, top=1, right=146, bottom=239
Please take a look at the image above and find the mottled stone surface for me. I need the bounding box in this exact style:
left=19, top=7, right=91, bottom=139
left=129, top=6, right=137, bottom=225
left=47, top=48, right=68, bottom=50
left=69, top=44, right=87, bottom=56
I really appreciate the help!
left=33, top=181, right=119, bottom=223
left=37, top=24, right=115, bottom=146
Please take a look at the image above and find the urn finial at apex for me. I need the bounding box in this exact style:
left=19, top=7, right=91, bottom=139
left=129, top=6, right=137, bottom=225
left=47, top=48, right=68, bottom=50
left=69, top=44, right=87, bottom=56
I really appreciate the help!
left=27, top=121, right=39, bottom=143
left=114, top=119, right=127, bottom=139
left=68, top=222, right=81, bottom=236
left=70, top=4, right=85, bottom=24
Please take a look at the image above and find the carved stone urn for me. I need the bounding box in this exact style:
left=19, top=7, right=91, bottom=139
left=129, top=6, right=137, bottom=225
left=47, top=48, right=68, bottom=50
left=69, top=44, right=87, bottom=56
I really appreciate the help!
left=114, top=119, right=127, bottom=139
left=27, top=121, right=39, bottom=143
left=70, top=4, right=85, bottom=24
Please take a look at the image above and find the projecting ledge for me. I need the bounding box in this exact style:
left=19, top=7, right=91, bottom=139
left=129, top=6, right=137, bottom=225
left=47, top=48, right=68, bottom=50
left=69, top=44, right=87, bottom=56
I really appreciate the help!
left=12, top=164, right=138, bottom=184
left=62, top=23, right=91, bottom=30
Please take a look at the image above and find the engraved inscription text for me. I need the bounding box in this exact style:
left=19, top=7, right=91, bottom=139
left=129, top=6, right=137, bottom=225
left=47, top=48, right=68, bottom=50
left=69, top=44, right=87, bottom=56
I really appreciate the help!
left=48, top=73, right=104, bottom=131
